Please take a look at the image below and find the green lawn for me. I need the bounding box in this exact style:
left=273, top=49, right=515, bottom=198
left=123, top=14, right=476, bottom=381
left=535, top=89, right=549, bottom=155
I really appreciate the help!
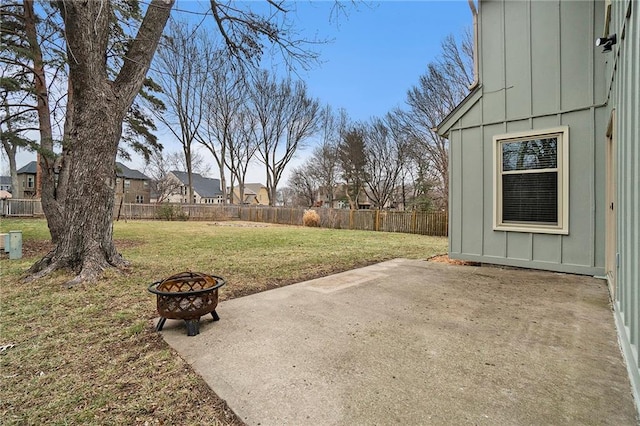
left=0, top=219, right=446, bottom=425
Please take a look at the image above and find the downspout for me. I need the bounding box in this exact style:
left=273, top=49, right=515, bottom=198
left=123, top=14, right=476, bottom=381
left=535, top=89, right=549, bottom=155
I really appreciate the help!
left=468, top=0, right=479, bottom=90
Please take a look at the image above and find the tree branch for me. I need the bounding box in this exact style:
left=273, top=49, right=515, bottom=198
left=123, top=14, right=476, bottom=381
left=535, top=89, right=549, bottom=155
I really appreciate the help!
left=114, top=0, right=174, bottom=108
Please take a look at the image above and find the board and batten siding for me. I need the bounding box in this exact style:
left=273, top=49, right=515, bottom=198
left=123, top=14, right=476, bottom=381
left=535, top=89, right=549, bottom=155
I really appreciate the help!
left=446, top=0, right=608, bottom=275
left=607, top=0, right=640, bottom=408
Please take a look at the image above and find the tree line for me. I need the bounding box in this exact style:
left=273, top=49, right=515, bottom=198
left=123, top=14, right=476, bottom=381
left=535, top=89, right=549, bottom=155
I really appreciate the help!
left=285, top=33, right=473, bottom=212
left=144, top=22, right=472, bottom=211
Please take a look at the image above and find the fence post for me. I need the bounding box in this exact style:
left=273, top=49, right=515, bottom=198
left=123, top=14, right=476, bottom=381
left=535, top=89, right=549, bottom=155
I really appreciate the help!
left=411, top=210, right=416, bottom=234
left=375, top=209, right=380, bottom=232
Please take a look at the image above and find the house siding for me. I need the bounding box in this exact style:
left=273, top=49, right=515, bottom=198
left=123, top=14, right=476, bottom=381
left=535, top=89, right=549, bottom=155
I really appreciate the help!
left=17, top=174, right=37, bottom=198
left=115, top=179, right=149, bottom=204
left=447, top=0, right=608, bottom=276
left=608, top=0, right=640, bottom=407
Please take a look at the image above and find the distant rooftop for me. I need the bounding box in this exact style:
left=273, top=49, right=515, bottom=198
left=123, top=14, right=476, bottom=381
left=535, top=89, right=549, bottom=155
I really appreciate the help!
left=170, top=171, right=222, bottom=198
left=17, top=161, right=37, bottom=174
left=116, top=162, right=149, bottom=180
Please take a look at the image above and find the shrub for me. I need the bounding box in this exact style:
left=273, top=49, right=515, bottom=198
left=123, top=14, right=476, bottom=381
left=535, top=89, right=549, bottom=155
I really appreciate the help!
left=303, top=209, right=321, bottom=227
left=157, top=203, right=189, bottom=221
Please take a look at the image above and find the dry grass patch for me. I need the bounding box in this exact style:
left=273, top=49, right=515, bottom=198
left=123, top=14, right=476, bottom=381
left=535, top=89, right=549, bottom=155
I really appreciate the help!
left=0, top=219, right=446, bottom=424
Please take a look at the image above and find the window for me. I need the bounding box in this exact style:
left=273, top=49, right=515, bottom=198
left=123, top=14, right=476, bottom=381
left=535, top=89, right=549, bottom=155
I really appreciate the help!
left=124, top=179, right=131, bottom=189
left=27, top=176, right=34, bottom=188
left=493, top=127, right=569, bottom=234
left=135, top=195, right=144, bottom=204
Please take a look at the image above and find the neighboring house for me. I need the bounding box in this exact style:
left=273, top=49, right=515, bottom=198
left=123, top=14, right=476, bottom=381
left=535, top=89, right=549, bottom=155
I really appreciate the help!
left=437, top=0, right=638, bottom=407
left=230, top=183, right=270, bottom=205
left=0, top=176, right=11, bottom=193
left=115, top=162, right=151, bottom=204
left=314, top=185, right=339, bottom=208
left=165, top=171, right=223, bottom=204
left=16, top=161, right=38, bottom=198
left=332, top=183, right=372, bottom=210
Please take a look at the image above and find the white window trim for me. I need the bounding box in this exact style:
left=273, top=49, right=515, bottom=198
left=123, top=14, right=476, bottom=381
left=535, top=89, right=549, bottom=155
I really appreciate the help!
left=493, top=126, right=569, bottom=235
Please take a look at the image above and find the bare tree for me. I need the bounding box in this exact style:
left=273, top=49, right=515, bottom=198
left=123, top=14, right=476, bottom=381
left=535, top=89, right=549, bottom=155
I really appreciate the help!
left=226, top=107, right=258, bottom=204
left=276, top=185, right=296, bottom=207
left=362, top=117, right=406, bottom=209
left=394, top=31, right=473, bottom=210
left=250, top=70, right=320, bottom=206
left=20, top=0, right=331, bottom=285
left=313, top=106, right=347, bottom=207
left=166, top=150, right=211, bottom=177
left=152, top=20, right=213, bottom=207
left=285, top=107, right=345, bottom=209
left=195, top=66, right=234, bottom=203
left=143, top=150, right=180, bottom=203
left=196, top=55, right=255, bottom=202
left=288, top=164, right=318, bottom=207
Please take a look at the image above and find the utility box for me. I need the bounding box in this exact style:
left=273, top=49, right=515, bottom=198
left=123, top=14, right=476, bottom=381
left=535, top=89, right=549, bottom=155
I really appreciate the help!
left=7, top=230, right=22, bottom=260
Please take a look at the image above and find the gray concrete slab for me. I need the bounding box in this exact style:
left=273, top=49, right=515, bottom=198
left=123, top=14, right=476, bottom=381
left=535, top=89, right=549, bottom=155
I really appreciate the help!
left=160, top=259, right=638, bottom=425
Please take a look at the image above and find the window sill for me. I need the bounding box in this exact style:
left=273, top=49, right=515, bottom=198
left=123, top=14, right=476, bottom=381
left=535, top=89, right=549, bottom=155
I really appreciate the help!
left=494, top=224, right=569, bottom=235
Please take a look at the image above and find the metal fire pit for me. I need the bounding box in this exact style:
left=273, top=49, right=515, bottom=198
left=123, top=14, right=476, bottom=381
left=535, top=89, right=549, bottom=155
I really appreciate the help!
left=148, top=271, right=225, bottom=336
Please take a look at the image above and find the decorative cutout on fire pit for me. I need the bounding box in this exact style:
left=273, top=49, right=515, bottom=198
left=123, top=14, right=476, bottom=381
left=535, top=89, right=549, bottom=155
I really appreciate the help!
left=148, top=271, right=225, bottom=336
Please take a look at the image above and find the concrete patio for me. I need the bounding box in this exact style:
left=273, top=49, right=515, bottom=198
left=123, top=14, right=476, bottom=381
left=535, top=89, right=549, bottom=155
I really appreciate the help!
left=159, top=259, right=638, bottom=425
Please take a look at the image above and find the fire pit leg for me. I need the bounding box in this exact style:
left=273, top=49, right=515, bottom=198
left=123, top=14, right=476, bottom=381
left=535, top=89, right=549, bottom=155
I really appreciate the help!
left=156, top=317, right=167, bottom=332
left=211, top=310, right=220, bottom=321
left=185, top=319, right=200, bottom=336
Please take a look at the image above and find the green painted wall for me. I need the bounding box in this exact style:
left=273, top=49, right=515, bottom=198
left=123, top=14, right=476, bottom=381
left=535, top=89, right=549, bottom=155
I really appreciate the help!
left=446, top=0, right=608, bottom=275
left=607, top=0, right=640, bottom=409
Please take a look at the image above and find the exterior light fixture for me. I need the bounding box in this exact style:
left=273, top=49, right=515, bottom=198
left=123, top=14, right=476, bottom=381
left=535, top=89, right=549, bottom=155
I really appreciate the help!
left=596, top=34, right=617, bottom=52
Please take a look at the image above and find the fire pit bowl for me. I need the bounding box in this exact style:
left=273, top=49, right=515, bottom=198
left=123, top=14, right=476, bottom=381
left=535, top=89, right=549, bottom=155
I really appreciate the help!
left=148, top=271, right=225, bottom=336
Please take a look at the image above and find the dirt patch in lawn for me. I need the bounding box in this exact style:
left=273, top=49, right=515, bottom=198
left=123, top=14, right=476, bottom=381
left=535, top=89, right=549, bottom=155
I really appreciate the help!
left=208, top=221, right=279, bottom=228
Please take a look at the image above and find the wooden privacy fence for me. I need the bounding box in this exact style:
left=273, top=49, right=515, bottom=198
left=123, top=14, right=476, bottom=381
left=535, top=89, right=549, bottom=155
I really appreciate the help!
left=0, top=199, right=44, bottom=217
left=117, top=203, right=448, bottom=237
left=1, top=199, right=448, bottom=237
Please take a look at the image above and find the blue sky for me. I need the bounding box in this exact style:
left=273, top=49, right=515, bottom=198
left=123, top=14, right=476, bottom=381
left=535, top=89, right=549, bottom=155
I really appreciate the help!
left=3, top=1, right=473, bottom=182
left=289, top=1, right=472, bottom=121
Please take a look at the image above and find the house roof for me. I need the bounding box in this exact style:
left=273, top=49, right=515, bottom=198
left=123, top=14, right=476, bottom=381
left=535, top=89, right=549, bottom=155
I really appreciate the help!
left=17, top=161, right=37, bottom=174
left=170, top=171, right=222, bottom=198
left=230, top=183, right=267, bottom=204
left=434, top=85, right=483, bottom=138
left=0, top=176, right=11, bottom=185
left=115, top=162, right=149, bottom=180
left=243, top=183, right=266, bottom=194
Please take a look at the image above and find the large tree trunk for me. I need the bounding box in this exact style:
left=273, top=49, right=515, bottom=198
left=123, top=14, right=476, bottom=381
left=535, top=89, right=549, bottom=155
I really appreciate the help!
left=30, top=95, right=127, bottom=284
left=28, top=0, right=173, bottom=285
